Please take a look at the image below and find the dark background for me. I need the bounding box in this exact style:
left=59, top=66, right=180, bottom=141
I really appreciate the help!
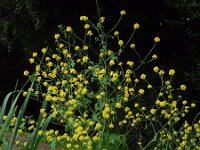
left=0, top=0, right=200, bottom=105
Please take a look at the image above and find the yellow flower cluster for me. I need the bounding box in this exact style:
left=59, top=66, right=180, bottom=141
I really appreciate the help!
left=17, top=9, right=199, bottom=150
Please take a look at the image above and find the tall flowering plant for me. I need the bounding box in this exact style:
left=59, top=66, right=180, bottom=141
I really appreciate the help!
left=1, top=5, right=199, bottom=150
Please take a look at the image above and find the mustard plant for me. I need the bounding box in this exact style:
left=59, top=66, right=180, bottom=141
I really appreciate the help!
left=3, top=4, right=200, bottom=150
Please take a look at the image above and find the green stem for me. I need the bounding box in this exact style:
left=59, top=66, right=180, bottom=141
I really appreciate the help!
left=133, top=43, right=157, bottom=72
left=124, top=29, right=136, bottom=48
left=95, top=0, right=101, bottom=19
left=106, top=16, right=123, bottom=35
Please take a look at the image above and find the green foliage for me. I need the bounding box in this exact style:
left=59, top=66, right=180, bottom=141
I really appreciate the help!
left=0, top=72, right=53, bottom=150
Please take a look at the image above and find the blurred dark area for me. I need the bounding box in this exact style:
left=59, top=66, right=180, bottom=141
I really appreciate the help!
left=0, top=0, right=200, bottom=110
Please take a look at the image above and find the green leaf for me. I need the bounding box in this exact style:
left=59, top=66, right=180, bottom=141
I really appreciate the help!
left=50, top=139, right=56, bottom=150
left=0, top=92, right=13, bottom=124
left=92, top=113, right=98, bottom=121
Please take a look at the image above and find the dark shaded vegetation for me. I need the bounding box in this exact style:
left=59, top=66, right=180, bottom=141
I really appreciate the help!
left=0, top=0, right=199, bottom=124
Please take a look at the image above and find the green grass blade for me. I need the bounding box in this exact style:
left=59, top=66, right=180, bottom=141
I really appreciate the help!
left=0, top=92, right=13, bottom=124
left=33, top=114, right=53, bottom=150
left=4, top=73, right=34, bottom=127
left=26, top=99, right=47, bottom=149
left=8, top=75, right=36, bottom=150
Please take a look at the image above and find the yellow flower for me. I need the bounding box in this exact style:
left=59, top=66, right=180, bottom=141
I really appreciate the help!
left=152, top=54, right=158, bottom=59
left=16, top=141, right=20, bottom=146
left=122, top=120, right=127, bottom=124
left=165, top=80, right=171, bottom=85
left=63, top=49, right=68, bottom=55
left=115, top=102, right=122, bottom=108
left=66, top=54, right=71, bottom=58
left=140, top=74, right=146, bottom=80
left=112, top=73, right=119, bottom=81
left=108, top=50, right=113, bottom=55
left=159, top=70, right=165, bottom=75
left=32, top=52, right=38, bottom=57
left=167, top=134, right=172, bottom=140
left=127, top=61, right=134, bottom=67
left=40, top=108, right=45, bottom=113
left=82, top=56, right=89, bottom=63
left=29, top=58, right=34, bottom=64
left=47, top=62, right=53, bottom=67
left=159, top=101, right=167, bottom=107
left=155, top=99, right=160, bottom=105
left=84, top=24, right=90, bottom=29
left=159, top=92, right=163, bottom=97
left=117, top=85, right=122, bottom=90
left=59, top=43, right=64, bottom=48
left=120, top=10, right=126, bottom=15
left=83, top=113, right=88, bottom=118
left=54, top=33, right=60, bottom=40
left=29, top=120, right=35, bottom=124
left=3, top=115, right=7, bottom=120
left=74, top=45, right=80, bottom=51
left=138, top=141, right=142, bottom=146
left=24, top=70, right=29, bottom=76
left=177, top=147, right=182, bottom=150
left=81, top=88, right=87, bottom=95
left=134, top=103, right=139, bottom=107
left=87, top=30, right=93, bottom=36
left=18, top=129, right=23, bottom=134
left=130, top=43, right=135, bottom=49
left=83, top=45, right=89, bottom=50
left=141, top=107, right=146, bottom=111
left=22, top=91, right=27, bottom=97
left=99, top=52, right=104, bottom=57
left=45, top=57, right=50, bottom=61
left=134, top=78, right=139, bottom=83
left=80, top=16, right=88, bottom=21
left=93, top=136, right=100, bottom=141
left=147, top=84, right=152, bottom=89
left=118, top=40, right=124, bottom=46
left=38, top=130, right=43, bottom=136
left=180, top=84, right=187, bottom=90
left=191, top=103, right=196, bottom=107
left=171, top=101, right=177, bottom=107
left=100, top=16, right=105, bottom=23
left=102, top=111, right=110, bottom=119
left=111, top=111, right=116, bottom=115
left=169, top=69, right=175, bottom=76
left=108, top=123, right=114, bottom=128
left=153, top=66, right=159, bottom=73
left=138, top=89, right=145, bottom=95
left=41, top=48, right=47, bottom=54
left=154, top=37, right=160, bottom=43
left=66, top=144, right=71, bottom=148
left=182, top=100, right=187, bottom=105
left=77, top=59, right=81, bottom=63
left=28, top=125, right=34, bottom=131
left=95, top=123, right=102, bottom=130
left=150, top=109, right=156, bottom=114
left=66, top=26, right=72, bottom=32
left=109, top=60, right=115, bottom=66
left=114, top=31, right=119, bottom=36
left=124, top=107, right=130, bottom=112
left=180, top=141, right=187, bottom=147
left=133, top=23, right=140, bottom=29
